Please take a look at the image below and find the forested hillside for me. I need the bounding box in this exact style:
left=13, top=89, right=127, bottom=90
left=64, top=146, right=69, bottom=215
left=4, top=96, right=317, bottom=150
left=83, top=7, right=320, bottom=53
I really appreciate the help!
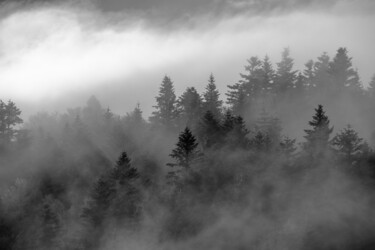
left=1, top=47, right=375, bottom=250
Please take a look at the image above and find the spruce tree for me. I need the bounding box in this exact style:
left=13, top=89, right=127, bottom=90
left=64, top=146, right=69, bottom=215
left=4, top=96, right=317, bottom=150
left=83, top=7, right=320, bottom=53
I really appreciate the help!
left=226, top=83, right=247, bottom=116
left=239, top=56, right=264, bottom=99
left=313, top=52, right=331, bottom=92
left=261, top=55, right=275, bottom=95
left=222, top=111, right=249, bottom=149
left=197, top=111, right=222, bottom=148
left=331, top=125, right=366, bottom=162
left=178, top=87, right=203, bottom=127
left=150, top=76, right=179, bottom=128
left=110, top=152, right=142, bottom=226
left=329, top=48, right=362, bottom=93
left=167, top=127, right=202, bottom=169
left=202, top=74, right=223, bottom=119
left=274, top=48, right=297, bottom=95
left=303, top=105, right=333, bottom=159
left=0, top=100, right=23, bottom=143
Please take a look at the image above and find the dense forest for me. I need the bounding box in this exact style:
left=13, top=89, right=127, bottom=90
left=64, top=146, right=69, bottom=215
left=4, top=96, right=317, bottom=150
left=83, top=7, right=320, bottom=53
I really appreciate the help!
left=1, top=47, right=375, bottom=250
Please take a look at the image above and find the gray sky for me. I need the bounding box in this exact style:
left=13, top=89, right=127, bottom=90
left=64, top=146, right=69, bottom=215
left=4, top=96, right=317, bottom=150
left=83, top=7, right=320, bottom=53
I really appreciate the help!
left=0, top=0, right=374, bottom=118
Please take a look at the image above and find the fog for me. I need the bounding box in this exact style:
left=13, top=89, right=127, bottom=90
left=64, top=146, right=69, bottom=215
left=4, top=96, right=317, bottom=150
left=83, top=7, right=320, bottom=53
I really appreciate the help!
left=1, top=1, right=375, bottom=250
left=0, top=0, right=374, bottom=118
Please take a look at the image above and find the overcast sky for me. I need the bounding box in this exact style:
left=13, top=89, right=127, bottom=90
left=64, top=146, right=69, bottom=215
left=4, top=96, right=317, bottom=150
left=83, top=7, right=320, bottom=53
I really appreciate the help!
left=0, top=0, right=374, bottom=118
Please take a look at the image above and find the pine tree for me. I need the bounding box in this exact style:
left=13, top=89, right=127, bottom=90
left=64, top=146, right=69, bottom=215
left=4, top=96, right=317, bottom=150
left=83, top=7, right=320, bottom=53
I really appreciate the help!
left=313, top=52, right=331, bottom=92
left=0, top=100, right=23, bottom=143
left=125, top=103, right=145, bottom=126
left=197, top=111, right=222, bottom=148
left=222, top=111, right=249, bottom=149
left=331, top=125, right=366, bottom=162
left=261, top=55, right=275, bottom=95
left=110, top=152, right=142, bottom=226
left=329, top=48, right=362, bottom=93
left=239, top=56, right=264, bottom=99
left=150, top=76, right=179, bottom=128
left=202, top=74, right=223, bottom=119
left=226, top=83, right=247, bottom=116
left=255, top=109, right=282, bottom=143
left=81, top=175, right=116, bottom=227
left=303, top=59, right=315, bottom=91
left=280, top=136, right=297, bottom=160
left=303, top=105, right=333, bottom=159
left=167, top=127, right=202, bottom=169
left=274, top=48, right=297, bottom=95
left=178, top=87, right=203, bottom=127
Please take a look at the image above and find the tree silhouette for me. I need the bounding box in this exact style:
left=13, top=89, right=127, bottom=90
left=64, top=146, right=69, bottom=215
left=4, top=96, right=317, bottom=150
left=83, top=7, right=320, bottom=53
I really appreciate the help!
left=150, top=75, right=179, bottom=128
left=332, top=125, right=366, bottom=162
left=303, top=105, right=333, bottom=159
left=178, top=87, right=203, bottom=127
left=329, top=48, right=362, bottom=93
left=0, top=100, right=23, bottom=143
left=274, top=48, right=297, bottom=95
left=168, top=127, right=202, bottom=169
left=202, top=74, right=223, bottom=119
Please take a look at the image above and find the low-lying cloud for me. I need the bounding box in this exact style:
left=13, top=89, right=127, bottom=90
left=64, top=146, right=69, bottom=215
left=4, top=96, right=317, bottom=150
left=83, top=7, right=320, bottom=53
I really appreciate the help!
left=0, top=0, right=374, bottom=117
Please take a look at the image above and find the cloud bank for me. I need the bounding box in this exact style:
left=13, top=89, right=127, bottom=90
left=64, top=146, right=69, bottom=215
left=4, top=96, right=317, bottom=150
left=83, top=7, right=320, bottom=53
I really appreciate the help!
left=0, top=0, right=374, bottom=117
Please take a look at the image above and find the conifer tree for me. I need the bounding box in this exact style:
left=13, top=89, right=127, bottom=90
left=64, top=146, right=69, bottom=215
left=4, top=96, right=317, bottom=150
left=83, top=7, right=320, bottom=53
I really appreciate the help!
left=197, top=111, right=222, bottom=148
left=303, top=105, right=333, bottom=159
left=222, top=111, right=249, bottom=149
left=226, top=83, right=247, bottom=116
left=168, top=127, right=202, bottom=169
left=0, top=100, right=23, bottom=143
left=313, top=52, right=331, bottom=92
left=331, top=125, right=366, bottom=162
left=110, top=152, right=142, bottom=225
left=261, top=55, right=275, bottom=95
left=274, top=48, right=297, bottom=95
left=329, top=48, right=362, bottom=93
left=178, top=87, right=203, bottom=127
left=202, top=74, right=223, bottom=119
left=280, top=136, right=297, bottom=160
left=126, top=103, right=145, bottom=126
left=239, top=56, right=264, bottom=99
left=303, top=59, right=315, bottom=91
left=150, top=76, right=179, bottom=128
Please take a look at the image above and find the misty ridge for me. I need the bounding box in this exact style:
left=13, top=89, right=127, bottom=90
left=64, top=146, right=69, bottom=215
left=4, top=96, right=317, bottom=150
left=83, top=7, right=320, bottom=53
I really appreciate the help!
left=1, top=43, right=375, bottom=250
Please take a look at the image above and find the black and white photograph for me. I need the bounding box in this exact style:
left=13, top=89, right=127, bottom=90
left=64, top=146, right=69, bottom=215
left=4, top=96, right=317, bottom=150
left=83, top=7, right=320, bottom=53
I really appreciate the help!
left=0, top=0, right=375, bottom=249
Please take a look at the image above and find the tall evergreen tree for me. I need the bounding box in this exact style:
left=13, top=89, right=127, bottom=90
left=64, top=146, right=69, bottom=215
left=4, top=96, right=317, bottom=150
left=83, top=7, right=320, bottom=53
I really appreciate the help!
left=202, top=74, right=223, bottom=119
left=274, top=48, right=297, bottom=95
left=303, top=59, right=315, bottom=91
left=222, top=111, right=249, bottom=149
left=261, top=55, right=275, bottom=95
left=329, top=48, right=362, bottom=93
left=313, top=52, right=331, bottom=92
left=303, top=105, right=333, bottom=159
left=178, top=87, right=203, bottom=127
left=166, top=128, right=202, bottom=185
left=196, top=111, right=222, bottom=148
left=0, top=100, right=23, bottom=143
left=239, top=56, right=264, bottom=99
left=168, top=127, right=202, bottom=169
left=150, top=76, right=179, bottom=128
left=109, top=152, right=142, bottom=226
left=331, top=125, right=367, bottom=162
left=226, top=83, right=247, bottom=116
